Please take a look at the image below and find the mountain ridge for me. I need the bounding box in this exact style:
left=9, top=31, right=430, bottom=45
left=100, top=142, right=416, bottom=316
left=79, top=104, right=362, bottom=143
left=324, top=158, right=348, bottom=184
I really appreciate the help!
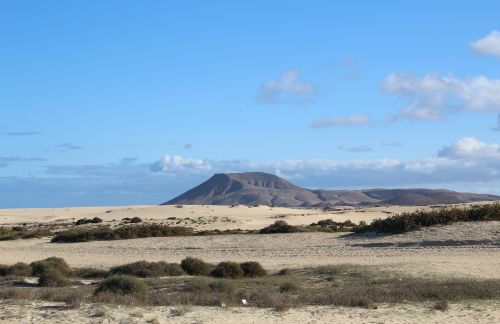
left=163, top=172, right=500, bottom=207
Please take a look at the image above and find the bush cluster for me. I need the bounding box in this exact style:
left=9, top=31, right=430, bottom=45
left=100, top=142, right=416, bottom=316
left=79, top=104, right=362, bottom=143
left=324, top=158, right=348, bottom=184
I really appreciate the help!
left=181, top=257, right=213, bottom=276
left=210, top=262, right=243, bottom=278
left=110, top=261, right=184, bottom=277
left=356, top=202, right=500, bottom=234
left=51, top=223, right=194, bottom=243
left=259, top=221, right=303, bottom=234
left=0, top=227, right=53, bottom=241
left=308, top=219, right=357, bottom=232
left=95, top=275, right=147, bottom=295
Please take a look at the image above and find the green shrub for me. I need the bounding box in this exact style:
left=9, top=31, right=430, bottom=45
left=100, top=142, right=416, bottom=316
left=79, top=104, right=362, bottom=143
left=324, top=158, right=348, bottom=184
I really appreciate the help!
left=31, top=257, right=71, bottom=277
left=181, top=257, right=212, bottom=276
left=110, top=261, right=184, bottom=277
left=95, top=275, right=147, bottom=295
left=38, top=267, right=70, bottom=287
left=74, top=267, right=109, bottom=279
left=0, top=263, right=31, bottom=277
left=240, top=261, right=267, bottom=277
left=0, top=227, right=53, bottom=241
left=210, top=262, right=244, bottom=279
left=130, top=217, right=143, bottom=223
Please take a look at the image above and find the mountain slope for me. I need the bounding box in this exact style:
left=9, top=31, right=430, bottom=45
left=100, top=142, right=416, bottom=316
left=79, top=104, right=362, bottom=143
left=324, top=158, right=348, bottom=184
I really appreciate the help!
left=163, top=172, right=500, bottom=207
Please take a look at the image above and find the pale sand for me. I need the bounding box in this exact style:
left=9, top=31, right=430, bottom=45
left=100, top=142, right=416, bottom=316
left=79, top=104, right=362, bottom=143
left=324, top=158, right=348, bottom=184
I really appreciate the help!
left=0, top=204, right=449, bottom=230
left=1, top=300, right=499, bottom=323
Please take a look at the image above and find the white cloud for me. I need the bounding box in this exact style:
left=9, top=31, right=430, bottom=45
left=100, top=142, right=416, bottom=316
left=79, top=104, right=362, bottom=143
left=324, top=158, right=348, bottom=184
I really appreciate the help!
left=438, top=137, right=500, bottom=160
left=150, top=138, right=500, bottom=188
left=150, top=155, right=212, bottom=173
left=258, top=70, right=315, bottom=105
left=471, top=31, right=500, bottom=57
left=311, top=115, right=370, bottom=128
left=382, top=73, right=500, bottom=120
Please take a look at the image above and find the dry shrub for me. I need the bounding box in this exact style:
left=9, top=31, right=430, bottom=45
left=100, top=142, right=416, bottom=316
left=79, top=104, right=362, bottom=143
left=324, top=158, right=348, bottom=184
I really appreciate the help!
left=181, top=257, right=212, bottom=276
left=210, top=262, right=243, bottom=279
left=259, top=221, right=303, bottom=234
left=95, top=275, right=148, bottom=295
left=30, top=257, right=72, bottom=277
left=279, top=282, right=299, bottom=293
left=110, top=261, right=184, bottom=278
left=240, top=262, right=267, bottom=278
left=0, top=262, right=31, bottom=277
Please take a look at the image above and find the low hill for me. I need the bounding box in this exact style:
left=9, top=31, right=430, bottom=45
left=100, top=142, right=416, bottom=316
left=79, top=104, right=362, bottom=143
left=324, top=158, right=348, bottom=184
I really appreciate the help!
left=163, top=172, right=500, bottom=207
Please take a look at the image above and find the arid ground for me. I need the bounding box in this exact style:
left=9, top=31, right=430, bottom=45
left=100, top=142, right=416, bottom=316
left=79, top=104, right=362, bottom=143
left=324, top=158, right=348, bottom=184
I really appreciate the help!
left=1, top=203, right=499, bottom=323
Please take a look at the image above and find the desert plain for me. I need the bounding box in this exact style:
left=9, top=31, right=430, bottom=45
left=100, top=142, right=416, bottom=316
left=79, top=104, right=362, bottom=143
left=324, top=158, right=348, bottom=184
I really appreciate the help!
left=1, top=203, right=499, bottom=323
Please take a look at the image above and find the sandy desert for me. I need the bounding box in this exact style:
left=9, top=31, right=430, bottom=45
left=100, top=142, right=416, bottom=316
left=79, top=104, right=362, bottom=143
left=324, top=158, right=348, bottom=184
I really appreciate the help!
left=1, top=203, right=499, bottom=323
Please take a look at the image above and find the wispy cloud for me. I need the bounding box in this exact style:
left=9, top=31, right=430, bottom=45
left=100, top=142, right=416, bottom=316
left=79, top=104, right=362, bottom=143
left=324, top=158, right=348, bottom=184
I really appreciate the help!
left=337, top=145, right=373, bottom=153
left=382, top=73, right=500, bottom=120
left=257, top=70, right=315, bottom=105
left=57, top=143, right=83, bottom=150
left=120, top=157, right=138, bottom=165
left=3, top=131, right=41, bottom=136
left=471, top=31, right=500, bottom=57
left=381, top=141, right=403, bottom=147
left=311, top=115, right=369, bottom=128
left=0, top=156, right=46, bottom=167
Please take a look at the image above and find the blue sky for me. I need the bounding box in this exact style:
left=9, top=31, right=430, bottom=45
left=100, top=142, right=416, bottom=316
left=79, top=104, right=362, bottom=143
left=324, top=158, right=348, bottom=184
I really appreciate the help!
left=2, top=1, right=500, bottom=207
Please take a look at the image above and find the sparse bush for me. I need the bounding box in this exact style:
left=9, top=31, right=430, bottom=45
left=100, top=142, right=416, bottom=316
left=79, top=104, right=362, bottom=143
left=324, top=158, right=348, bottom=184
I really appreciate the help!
left=356, top=202, right=500, bottom=234
left=208, top=280, right=234, bottom=293
left=277, top=268, right=291, bottom=276
left=170, top=306, right=187, bottom=316
left=0, top=227, right=53, bottom=241
left=0, top=263, right=31, bottom=277
left=240, top=262, right=267, bottom=277
left=75, top=267, right=109, bottom=279
left=259, top=221, right=303, bottom=234
left=130, top=217, right=143, bottom=223
left=95, top=275, right=147, bottom=295
left=210, top=262, right=244, bottom=279
left=181, top=257, right=212, bottom=276
left=51, top=223, right=193, bottom=243
left=110, top=261, right=184, bottom=277
left=185, top=278, right=210, bottom=292
left=434, top=300, right=449, bottom=311
left=279, top=282, right=299, bottom=293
